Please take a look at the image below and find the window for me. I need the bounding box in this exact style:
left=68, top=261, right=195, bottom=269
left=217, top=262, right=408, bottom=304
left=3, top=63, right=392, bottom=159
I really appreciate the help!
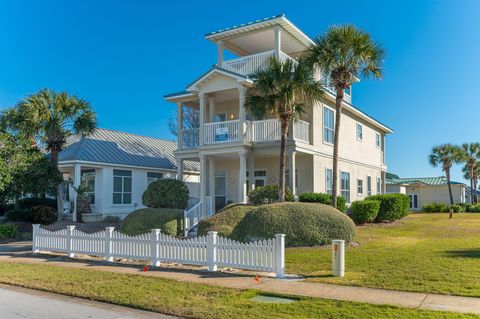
left=323, top=107, right=334, bottom=144
left=357, top=179, right=364, bottom=196
left=81, top=170, right=95, bottom=204
left=409, top=194, right=418, bottom=209
left=215, top=171, right=227, bottom=210
left=214, top=112, right=226, bottom=122
left=325, top=168, right=333, bottom=195
left=376, top=133, right=381, bottom=148
left=356, top=123, right=363, bottom=141
left=147, top=172, right=163, bottom=185
left=377, top=177, right=382, bottom=195
left=341, top=172, right=351, bottom=203
left=246, top=170, right=267, bottom=191
left=285, top=169, right=299, bottom=191
left=113, top=170, right=132, bottom=204
left=367, top=176, right=372, bottom=196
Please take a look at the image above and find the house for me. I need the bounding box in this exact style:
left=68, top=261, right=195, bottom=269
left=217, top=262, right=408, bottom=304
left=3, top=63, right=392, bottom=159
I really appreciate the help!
left=58, top=128, right=199, bottom=221
left=385, top=175, right=468, bottom=210
left=164, top=14, right=393, bottom=222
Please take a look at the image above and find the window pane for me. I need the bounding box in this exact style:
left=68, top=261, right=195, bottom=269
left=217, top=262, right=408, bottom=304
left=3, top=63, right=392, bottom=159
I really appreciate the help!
left=113, top=170, right=132, bottom=177
left=113, top=177, right=122, bottom=192
left=113, top=193, right=122, bottom=204
left=123, top=177, right=132, bottom=192
left=123, top=193, right=132, bottom=204
left=147, top=172, right=163, bottom=179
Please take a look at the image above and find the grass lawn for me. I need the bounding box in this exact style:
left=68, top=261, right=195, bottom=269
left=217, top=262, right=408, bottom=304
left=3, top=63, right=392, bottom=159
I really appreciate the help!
left=286, top=213, right=480, bottom=297
left=0, top=262, right=478, bottom=319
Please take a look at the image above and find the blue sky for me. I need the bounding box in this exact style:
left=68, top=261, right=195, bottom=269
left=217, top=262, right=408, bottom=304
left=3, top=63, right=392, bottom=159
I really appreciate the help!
left=0, top=0, right=478, bottom=182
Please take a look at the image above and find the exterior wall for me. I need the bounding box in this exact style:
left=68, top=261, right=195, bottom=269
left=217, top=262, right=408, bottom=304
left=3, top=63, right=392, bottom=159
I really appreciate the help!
left=405, top=184, right=466, bottom=208
left=386, top=184, right=407, bottom=194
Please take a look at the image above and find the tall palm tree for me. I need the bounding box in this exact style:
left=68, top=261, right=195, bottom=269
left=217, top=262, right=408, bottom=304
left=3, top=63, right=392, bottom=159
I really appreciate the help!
left=306, top=25, right=385, bottom=208
left=462, top=160, right=480, bottom=204
left=429, top=144, right=463, bottom=205
left=3, top=89, right=96, bottom=220
left=246, top=58, right=324, bottom=201
left=459, top=143, right=480, bottom=204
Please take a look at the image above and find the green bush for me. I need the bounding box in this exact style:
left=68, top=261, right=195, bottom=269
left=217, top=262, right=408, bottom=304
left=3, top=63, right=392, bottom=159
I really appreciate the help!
left=351, top=200, right=380, bottom=224
left=457, top=203, right=472, bottom=212
left=142, top=179, right=189, bottom=209
left=468, top=203, right=480, bottom=213
left=120, top=208, right=183, bottom=237
left=298, top=192, right=347, bottom=213
left=367, top=194, right=410, bottom=222
left=17, top=197, right=57, bottom=210
left=6, top=208, right=30, bottom=222
left=422, top=202, right=447, bottom=213
left=30, top=205, right=57, bottom=224
left=231, top=202, right=356, bottom=247
left=0, top=223, right=17, bottom=241
left=247, top=185, right=294, bottom=205
left=448, top=204, right=465, bottom=213
left=197, top=204, right=254, bottom=238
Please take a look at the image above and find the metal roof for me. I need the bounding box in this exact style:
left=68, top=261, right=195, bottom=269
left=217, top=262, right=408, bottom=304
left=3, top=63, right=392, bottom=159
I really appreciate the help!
left=386, top=176, right=463, bottom=186
left=205, top=14, right=285, bottom=37
left=58, top=128, right=199, bottom=172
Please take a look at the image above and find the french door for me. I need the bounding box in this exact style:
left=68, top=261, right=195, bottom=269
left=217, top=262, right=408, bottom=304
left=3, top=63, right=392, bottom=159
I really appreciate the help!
left=409, top=194, right=419, bottom=210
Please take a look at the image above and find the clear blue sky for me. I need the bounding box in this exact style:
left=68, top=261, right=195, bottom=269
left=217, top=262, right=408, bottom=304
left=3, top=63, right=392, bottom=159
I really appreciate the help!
left=0, top=0, right=478, bottom=182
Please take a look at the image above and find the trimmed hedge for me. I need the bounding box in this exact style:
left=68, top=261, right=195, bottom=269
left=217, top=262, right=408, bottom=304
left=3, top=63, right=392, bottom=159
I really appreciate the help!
left=422, top=202, right=447, bottom=213
left=142, top=179, right=189, bottom=209
left=197, top=204, right=254, bottom=238
left=448, top=204, right=465, bottom=213
left=248, top=185, right=294, bottom=205
left=120, top=208, right=183, bottom=237
left=231, top=202, right=356, bottom=247
left=30, top=205, right=57, bottom=224
left=367, top=194, right=410, bottom=222
left=298, top=192, right=346, bottom=213
left=468, top=204, right=480, bottom=212
left=351, top=200, right=380, bottom=224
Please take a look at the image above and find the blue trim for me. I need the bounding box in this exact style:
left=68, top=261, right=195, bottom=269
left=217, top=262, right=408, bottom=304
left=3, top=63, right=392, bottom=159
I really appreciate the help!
left=205, top=14, right=285, bottom=37
left=163, top=90, right=191, bottom=98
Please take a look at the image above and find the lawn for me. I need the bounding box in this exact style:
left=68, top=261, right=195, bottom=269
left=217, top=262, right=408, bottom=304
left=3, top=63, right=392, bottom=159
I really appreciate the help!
left=286, top=213, right=480, bottom=297
left=0, top=262, right=478, bottom=319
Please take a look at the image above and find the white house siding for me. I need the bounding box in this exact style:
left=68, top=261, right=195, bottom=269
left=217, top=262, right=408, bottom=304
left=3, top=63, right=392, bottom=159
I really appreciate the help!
left=405, top=184, right=465, bottom=208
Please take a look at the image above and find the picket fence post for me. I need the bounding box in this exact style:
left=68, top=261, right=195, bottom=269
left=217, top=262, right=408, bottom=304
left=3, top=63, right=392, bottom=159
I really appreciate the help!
left=66, top=225, right=76, bottom=258
left=207, top=231, right=218, bottom=271
left=275, top=234, right=285, bottom=278
left=151, top=229, right=161, bottom=267
left=105, top=227, right=115, bottom=262
left=32, top=224, right=40, bottom=253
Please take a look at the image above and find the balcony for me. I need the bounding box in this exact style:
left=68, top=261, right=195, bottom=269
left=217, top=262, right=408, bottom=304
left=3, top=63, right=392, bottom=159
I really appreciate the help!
left=221, top=50, right=298, bottom=76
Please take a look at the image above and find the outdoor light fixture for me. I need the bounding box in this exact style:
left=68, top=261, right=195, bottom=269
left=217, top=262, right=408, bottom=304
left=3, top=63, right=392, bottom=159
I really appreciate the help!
left=229, top=113, right=235, bottom=120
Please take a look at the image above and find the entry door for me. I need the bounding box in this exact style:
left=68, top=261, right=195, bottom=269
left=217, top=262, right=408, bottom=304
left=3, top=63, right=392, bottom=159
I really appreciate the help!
left=409, top=194, right=419, bottom=210
left=215, top=171, right=227, bottom=210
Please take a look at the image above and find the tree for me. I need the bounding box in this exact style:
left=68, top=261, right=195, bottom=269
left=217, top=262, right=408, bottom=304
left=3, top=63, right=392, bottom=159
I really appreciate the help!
left=459, top=143, right=480, bottom=204
left=168, top=107, right=200, bottom=137
left=462, top=160, right=480, bottom=204
left=306, top=25, right=385, bottom=208
left=429, top=144, right=463, bottom=205
left=2, top=89, right=96, bottom=220
left=246, top=58, right=324, bottom=201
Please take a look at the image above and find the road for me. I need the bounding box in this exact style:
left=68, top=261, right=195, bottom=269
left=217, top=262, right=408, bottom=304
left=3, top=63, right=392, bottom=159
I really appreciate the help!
left=0, top=284, right=178, bottom=319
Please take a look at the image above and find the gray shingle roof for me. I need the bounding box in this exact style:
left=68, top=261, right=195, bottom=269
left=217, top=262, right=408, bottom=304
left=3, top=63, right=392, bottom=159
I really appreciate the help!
left=58, top=128, right=198, bottom=172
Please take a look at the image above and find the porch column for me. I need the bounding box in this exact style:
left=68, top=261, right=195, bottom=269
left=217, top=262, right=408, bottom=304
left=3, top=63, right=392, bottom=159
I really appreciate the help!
left=217, top=41, right=224, bottom=66
left=200, top=154, right=207, bottom=215
left=238, top=86, right=247, bottom=143
left=177, top=102, right=183, bottom=149
left=239, top=151, right=247, bottom=203
left=199, top=93, right=205, bottom=146
left=72, top=163, right=81, bottom=222
left=274, top=26, right=281, bottom=59
left=208, top=95, right=215, bottom=123
left=176, top=158, right=183, bottom=181
left=248, top=155, right=255, bottom=192
left=209, top=157, right=215, bottom=202
left=288, top=151, right=297, bottom=195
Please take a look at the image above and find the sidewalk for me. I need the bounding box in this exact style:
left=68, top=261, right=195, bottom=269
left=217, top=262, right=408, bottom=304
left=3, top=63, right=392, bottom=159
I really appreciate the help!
left=1, top=241, right=479, bottom=315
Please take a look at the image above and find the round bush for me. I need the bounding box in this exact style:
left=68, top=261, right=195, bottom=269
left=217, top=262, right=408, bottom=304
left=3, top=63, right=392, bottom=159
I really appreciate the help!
left=231, top=202, right=356, bottom=247
left=248, top=185, right=294, bottom=205
left=30, top=205, right=57, bottom=224
left=197, top=204, right=254, bottom=238
left=298, top=192, right=347, bottom=213
left=120, top=208, right=183, bottom=236
left=367, top=194, right=410, bottom=222
left=142, top=179, right=189, bottom=209
left=351, top=200, right=380, bottom=224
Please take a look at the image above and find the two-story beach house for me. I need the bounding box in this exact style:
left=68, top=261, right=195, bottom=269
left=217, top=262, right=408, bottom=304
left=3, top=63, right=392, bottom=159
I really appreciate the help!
left=165, top=15, right=393, bottom=221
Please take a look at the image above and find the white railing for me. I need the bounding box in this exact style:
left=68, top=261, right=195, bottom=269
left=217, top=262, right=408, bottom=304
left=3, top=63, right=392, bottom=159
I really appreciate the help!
left=204, top=120, right=241, bottom=144
left=181, top=128, right=199, bottom=149
left=251, top=119, right=310, bottom=143
left=322, top=75, right=352, bottom=104
left=32, top=225, right=285, bottom=277
left=184, top=196, right=213, bottom=237
left=221, top=50, right=298, bottom=76
left=293, top=119, right=310, bottom=143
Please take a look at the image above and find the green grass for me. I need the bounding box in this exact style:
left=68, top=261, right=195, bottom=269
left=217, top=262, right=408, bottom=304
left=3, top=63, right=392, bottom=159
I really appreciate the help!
left=286, top=213, right=480, bottom=297
left=0, top=262, right=477, bottom=319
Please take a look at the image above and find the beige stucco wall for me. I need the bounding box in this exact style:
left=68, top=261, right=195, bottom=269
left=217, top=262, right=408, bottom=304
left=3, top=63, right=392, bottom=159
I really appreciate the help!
left=405, top=184, right=466, bottom=208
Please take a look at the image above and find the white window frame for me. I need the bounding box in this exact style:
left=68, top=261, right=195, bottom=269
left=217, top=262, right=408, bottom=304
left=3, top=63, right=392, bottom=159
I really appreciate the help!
left=340, top=171, right=351, bottom=204
left=113, top=170, right=132, bottom=205
left=377, top=176, right=382, bottom=195
left=147, top=172, right=164, bottom=185
left=367, top=175, right=372, bottom=196
left=356, top=123, right=363, bottom=141
left=357, top=179, right=364, bottom=196
left=246, top=169, right=267, bottom=191
left=81, top=169, right=95, bottom=204
left=323, top=106, right=335, bottom=145
left=376, top=132, right=381, bottom=149
left=325, top=168, right=333, bottom=195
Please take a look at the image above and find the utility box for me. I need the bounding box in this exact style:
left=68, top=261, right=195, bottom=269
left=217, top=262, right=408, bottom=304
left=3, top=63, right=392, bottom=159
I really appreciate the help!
left=332, top=239, right=345, bottom=277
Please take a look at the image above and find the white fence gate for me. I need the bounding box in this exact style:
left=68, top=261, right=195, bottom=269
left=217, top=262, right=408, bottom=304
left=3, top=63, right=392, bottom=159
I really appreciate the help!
left=32, top=225, right=285, bottom=277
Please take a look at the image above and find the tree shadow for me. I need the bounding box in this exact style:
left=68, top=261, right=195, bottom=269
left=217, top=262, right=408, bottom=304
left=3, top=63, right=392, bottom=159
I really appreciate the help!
left=444, top=249, right=480, bottom=258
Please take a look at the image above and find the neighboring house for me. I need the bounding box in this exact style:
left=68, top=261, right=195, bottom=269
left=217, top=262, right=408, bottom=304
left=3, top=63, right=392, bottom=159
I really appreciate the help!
left=165, top=14, right=393, bottom=218
left=58, top=128, right=199, bottom=221
left=386, top=176, right=467, bottom=210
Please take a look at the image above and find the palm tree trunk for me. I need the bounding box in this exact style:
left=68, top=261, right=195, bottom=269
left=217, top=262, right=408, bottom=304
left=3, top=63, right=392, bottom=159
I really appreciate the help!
left=50, top=149, right=64, bottom=221
left=332, top=89, right=344, bottom=208
left=470, top=167, right=474, bottom=204
left=278, top=117, right=289, bottom=202
left=474, top=177, right=478, bottom=203
left=446, top=167, right=454, bottom=205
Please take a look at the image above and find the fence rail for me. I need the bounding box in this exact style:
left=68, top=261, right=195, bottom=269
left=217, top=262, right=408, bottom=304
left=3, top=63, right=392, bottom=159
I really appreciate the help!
left=32, top=225, right=285, bottom=277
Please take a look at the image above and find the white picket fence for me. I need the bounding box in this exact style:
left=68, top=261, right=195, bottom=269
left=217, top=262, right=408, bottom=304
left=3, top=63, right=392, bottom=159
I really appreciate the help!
left=32, top=225, right=285, bottom=277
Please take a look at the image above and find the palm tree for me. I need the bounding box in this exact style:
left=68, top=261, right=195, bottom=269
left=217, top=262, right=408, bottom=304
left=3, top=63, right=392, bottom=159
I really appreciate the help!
left=3, top=89, right=96, bottom=220
left=429, top=144, right=463, bottom=205
left=306, top=25, right=385, bottom=208
left=462, top=160, right=480, bottom=204
left=246, top=58, right=324, bottom=201
left=459, top=143, right=480, bottom=204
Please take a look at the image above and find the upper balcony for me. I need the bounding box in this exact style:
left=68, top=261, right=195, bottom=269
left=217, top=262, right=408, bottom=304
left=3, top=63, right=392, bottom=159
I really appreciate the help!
left=220, top=50, right=297, bottom=76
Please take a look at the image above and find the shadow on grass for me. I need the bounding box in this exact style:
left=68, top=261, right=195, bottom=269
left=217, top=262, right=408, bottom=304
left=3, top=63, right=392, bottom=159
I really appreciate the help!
left=444, top=249, right=480, bottom=258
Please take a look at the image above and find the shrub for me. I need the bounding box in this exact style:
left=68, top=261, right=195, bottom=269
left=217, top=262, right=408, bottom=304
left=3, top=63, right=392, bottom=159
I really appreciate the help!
left=197, top=204, right=254, bottom=238
left=448, top=204, right=465, bottom=213
left=142, top=179, right=189, bottom=209
left=422, top=202, right=447, bottom=213
left=367, top=194, right=410, bottom=222
left=6, top=208, right=30, bottom=222
left=30, top=205, right=57, bottom=224
left=17, top=197, right=57, bottom=210
left=457, top=203, right=472, bottom=212
left=468, top=203, right=480, bottom=213
left=248, top=185, right=294, bottom=205
left=231, top=202, right=356, bottom=247
left=0, top=203, right=14, bottom=216
left=351, top=200, right=380, bottom=224
left=0, top=223, right=17, bottom=241
left=120, top=208, right=183, bottom=237
left=298, top=192, right=347, bottom=213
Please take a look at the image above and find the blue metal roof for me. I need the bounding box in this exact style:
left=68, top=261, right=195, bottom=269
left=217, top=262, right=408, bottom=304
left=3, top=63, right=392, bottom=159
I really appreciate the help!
left=205, top=14, right=285, bottom=37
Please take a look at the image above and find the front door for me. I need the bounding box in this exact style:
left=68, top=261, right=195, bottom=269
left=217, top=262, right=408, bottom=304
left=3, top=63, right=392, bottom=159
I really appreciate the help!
left=409, top=194, right=419, bottom=210
left=215, top=171, right=227, bottom=210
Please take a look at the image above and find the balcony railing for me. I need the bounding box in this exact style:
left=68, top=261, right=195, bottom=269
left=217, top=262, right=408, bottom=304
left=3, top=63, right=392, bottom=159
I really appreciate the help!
left=221, top=50, right=298, bottom=76
left=204, top=120, right=241, bottom=144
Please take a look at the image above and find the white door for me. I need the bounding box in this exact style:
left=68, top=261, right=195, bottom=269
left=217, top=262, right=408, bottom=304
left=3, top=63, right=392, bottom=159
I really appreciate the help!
left=409, top=194, right=419, bottom=210
left=215, top=171, right=227, bottom=209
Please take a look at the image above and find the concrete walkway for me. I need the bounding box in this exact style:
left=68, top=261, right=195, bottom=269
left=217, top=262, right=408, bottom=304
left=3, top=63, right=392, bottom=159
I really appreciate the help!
left=1, top=241, right=479, bottom=315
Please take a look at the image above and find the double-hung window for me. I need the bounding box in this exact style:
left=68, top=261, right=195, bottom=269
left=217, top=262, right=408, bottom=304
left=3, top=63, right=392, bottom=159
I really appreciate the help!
left=376, top=133, right=381, bottom=148
left=357, top=179, right=364, bottom=196
left=367, top=176, right=372, bottom=196
left=81, top=170, right=95, bottom=204
left=377, top=177, right=382, bottom=195
left=113, top=170, right=132, bottom=204
left=323, top=107, right=334, bottom=144
left=341, top=172, right=351, bottom=203
left=325, top=168, right=333, bottom=195
left=147, top=172, right=163, bottom=185
left=356, top=123, right=363, bottom=141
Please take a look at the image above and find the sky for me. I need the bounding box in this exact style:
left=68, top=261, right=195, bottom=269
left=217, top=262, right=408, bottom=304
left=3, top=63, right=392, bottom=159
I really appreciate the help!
left=0, top=0, right=479, bottom=182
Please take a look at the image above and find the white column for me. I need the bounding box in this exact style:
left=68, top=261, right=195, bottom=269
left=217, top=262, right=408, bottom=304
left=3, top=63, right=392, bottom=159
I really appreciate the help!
left=207, top=231, right=218, bottom=271
left=248, top=155, right=255, bottom=192
left=238, top=86, right=247, bottom=143
left=217, top=41, right=224, bottom=66
left=150, top=228, right=161, bottom=267
left=177, top=102, right=183, bottom=149
left=288, top=151, right=297, bottom=195
left=32, top=224, right=40, bottom=253
left=66, top=225, right=75, bottom=258
left=209, top=157, right=215, bottom=201
left=208, top=95, right=215, bottom=123
left=274, top=26, right=281, bottom=59
left=199, top=93, right=205, bottom=146
left=275, top=233, right=285, bottom=278
left=72, top=163, right=81, bottom=222
left=238, top=151, right=247, bottom=203
left=176, top=158, right=183, bottom=181
left=105, top=226, right=114, bottom=262
left=200, top=155, right=207, bottom=215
